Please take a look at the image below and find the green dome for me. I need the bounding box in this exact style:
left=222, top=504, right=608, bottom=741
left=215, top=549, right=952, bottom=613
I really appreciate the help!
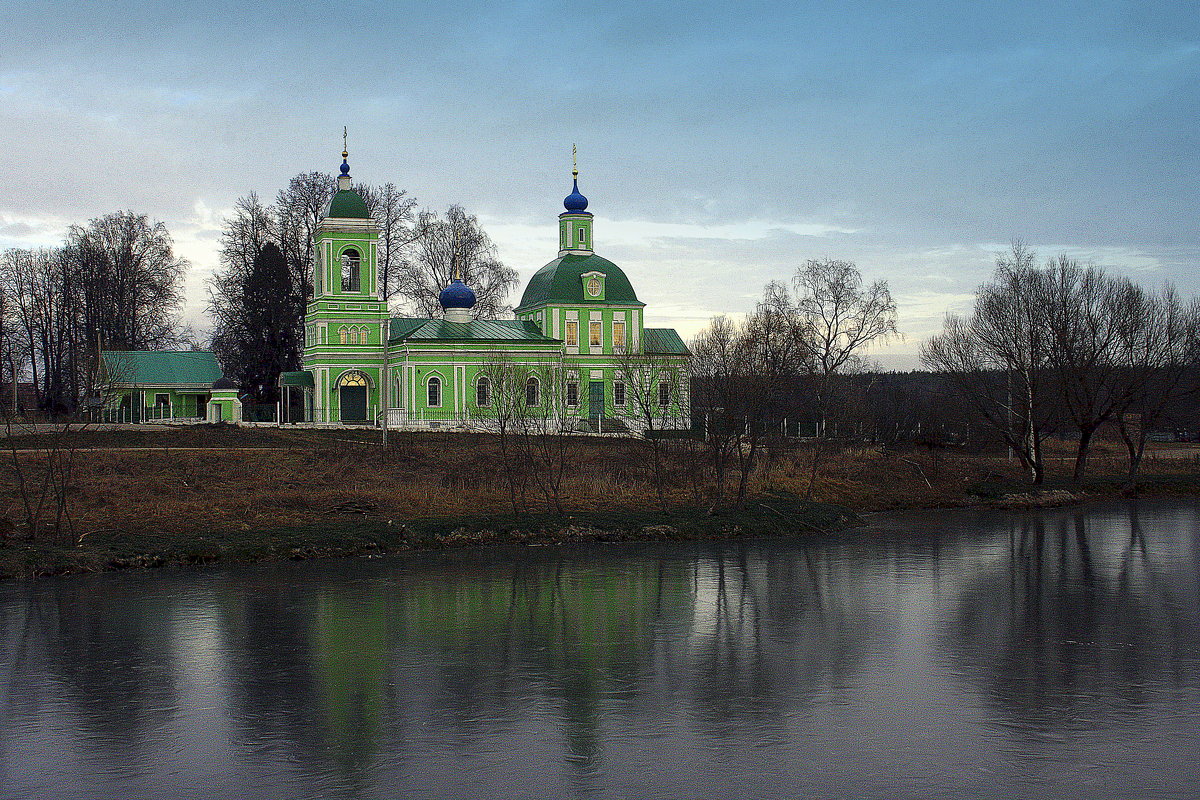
left=326, top=189, right=371, bottom=220
left=516, top=253, right=643, bottom=310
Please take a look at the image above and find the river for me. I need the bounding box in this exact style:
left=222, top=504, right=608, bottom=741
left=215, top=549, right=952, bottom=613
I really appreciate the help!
left=1, top=499, right=1198, bottom=799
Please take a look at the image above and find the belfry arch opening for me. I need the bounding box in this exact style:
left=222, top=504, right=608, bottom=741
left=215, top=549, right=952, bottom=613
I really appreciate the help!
left=340, top=248, right=361, bottom=292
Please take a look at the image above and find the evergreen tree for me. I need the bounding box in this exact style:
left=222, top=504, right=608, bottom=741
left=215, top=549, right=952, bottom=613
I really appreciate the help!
left=212, top=242, right=302, bottom=401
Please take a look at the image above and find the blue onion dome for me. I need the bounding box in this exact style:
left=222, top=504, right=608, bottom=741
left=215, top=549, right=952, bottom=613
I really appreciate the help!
left=563, top=177, right=588, bottom=213
left=439, top=278, right=477, bottom=310
left=340, top=148, right=351, bottom=176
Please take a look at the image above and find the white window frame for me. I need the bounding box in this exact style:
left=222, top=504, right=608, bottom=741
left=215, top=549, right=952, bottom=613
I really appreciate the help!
left=427, top=376, right=442, bottom=408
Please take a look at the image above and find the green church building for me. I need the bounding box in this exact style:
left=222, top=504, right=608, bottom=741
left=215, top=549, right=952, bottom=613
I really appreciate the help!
left=104, top=146, right=690, bottom=431
left=286, top=147, right=690, bottom=431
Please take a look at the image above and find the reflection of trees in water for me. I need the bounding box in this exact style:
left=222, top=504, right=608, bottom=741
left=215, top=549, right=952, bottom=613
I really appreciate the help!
left=215, top=576, right=326, bottom=769
left=944, top=504, right=1200, bottom=731
left=8, top=578, right=181, bottom=760
left=1, top=540, right=878, bottom=795
left=683, top=542, right=872, bottom=731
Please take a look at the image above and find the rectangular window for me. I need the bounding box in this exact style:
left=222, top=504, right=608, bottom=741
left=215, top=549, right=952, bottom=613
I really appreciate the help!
left=614, top=381, right=625, bottom=407
left=566, top=381, right=579, bottom=407
left=613, top=321, right=625, bottom=352
left=658, top=381, right=671, bottom=408
left=589, top=321, right=602, bottom=348
left=578, top=227, right=587, bottom=245
left=154, top=393, right=169, bottom=408
left=565, top=320, right=578, bottom=347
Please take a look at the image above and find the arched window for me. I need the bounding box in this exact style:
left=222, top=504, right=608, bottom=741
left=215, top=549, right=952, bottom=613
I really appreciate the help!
left=341, top=248, right=361, bottom=292
left=360, top=327, right=370, bottom=344
left=525, top=376, right=540, bottom=407
left=476, top=376, right=491, bottom=407
left=338, top=326, right=348, bottom=344
left=427, top=376, right=442, bottom=408
left=338, top=370, right=368, bottom=388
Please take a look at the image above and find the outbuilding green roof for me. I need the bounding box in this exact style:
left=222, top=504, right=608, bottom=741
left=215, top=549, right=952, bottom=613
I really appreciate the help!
left=102, top=351, right=223, bottom=386
left=515, top=253, right=643, bottom=311
left=326, top=189, right=371, bottom=219
left=643, top=328, right=690, bottom=355
left=389, top=317, right=560, bottom=343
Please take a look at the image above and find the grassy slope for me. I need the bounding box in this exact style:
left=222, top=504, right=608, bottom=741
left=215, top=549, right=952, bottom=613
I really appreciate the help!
left=2, top=426, right=1197, bottom=579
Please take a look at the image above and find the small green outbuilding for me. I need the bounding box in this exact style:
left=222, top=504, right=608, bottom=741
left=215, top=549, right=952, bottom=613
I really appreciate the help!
left=101, top=350, right=227, bottom=422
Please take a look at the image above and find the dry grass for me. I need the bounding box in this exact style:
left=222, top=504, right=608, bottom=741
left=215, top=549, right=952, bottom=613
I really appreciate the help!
left=3, top=428, right=1199, bottom=545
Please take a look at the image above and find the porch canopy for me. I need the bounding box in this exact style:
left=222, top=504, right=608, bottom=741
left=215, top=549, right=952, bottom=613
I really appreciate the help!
left=279, top=371, right=315, bottom=388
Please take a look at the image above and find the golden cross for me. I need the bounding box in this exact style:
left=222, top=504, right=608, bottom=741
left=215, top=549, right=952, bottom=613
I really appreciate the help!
left=572, top=143, right=578, bottom=178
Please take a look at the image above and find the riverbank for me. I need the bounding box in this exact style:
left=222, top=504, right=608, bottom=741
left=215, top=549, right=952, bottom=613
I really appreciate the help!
left=0, top=494, right=861, bottom=580
left=3, top=426, right=1198, bottom=579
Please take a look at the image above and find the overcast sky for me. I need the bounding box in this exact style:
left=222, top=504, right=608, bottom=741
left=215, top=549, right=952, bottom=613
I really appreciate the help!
left=2, top=1, right=1197, bottom=368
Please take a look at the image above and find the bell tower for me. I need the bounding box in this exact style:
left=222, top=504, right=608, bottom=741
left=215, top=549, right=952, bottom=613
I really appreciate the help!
left=313, top=134, right=379, bottom=299
left=302, top=135, right=389, bottom=423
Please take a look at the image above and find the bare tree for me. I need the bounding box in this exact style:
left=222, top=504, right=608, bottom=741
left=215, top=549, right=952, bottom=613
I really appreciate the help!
left=1112, top=285, right=1200, bottom=481
left=922, top=242, right=1054, bottom=484
left=792, top=258, right=898, bottom=495
left=0, top=212, right=185, bottom=415
left=275, top=172, right=336, bottom=297
left=615, top=346, right=691, bottom=512
left=516, top=360, right=576, bottom=516
left=473, top=354, right=536, bottom=516
left=1042, top=257, right=1141, bottom=482
left=358, top=182, right=418, bottom=306
left=691, top=315, right=754, bottom=509
left=395, top=205, right=518, bottom=319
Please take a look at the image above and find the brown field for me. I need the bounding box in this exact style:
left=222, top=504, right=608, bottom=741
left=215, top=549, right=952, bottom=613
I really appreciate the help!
left=2, top=424, right=1198, bottom=578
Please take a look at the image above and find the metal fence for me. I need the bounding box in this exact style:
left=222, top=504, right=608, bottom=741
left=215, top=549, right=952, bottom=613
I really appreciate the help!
left=95, top=406, right=207, bottom=424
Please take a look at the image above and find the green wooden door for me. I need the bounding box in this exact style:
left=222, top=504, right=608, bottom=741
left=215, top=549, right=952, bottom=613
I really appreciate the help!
left=340, top=386, right=367, bottom=422
left=588, top=381, right=604, bottom=419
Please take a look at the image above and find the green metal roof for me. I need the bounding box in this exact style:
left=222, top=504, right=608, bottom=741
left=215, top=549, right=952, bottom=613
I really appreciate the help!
left=326, top=189, right=371, bottom=219
left=389, top=317, right=559, bottom=343
left=515, top=253, right=643, bottom=311
left=102, top=351, right=223, bottom=386
left=389, top=317, right=430, bottom=340
left=643, top=328, right=690, bottom=355
left=279, top=370, right=314, bottom=388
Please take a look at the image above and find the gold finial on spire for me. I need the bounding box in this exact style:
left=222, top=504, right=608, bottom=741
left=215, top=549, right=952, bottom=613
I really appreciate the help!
left=572, top=143, right=578, bottom=179
left=342, top=126, right=348, bottom=159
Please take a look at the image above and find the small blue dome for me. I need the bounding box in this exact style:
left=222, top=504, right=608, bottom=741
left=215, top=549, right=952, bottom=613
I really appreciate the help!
left=439, top=278, right=477, bottom=310
left=340, top=156, right=351, bottom=176
left=563, top=178, right=588, bottom=212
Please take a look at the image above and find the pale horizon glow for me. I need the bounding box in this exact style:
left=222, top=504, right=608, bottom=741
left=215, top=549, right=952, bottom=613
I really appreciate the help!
left=2, top=1, right=1197, bottom=371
